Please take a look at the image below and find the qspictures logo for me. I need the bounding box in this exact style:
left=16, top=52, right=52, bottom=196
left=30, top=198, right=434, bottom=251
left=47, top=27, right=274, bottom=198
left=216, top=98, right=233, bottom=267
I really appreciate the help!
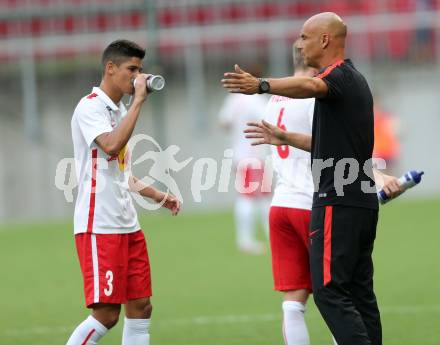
left=54, top=134, right=275, bottom=210
left=55, top=133, right=386, bottom=210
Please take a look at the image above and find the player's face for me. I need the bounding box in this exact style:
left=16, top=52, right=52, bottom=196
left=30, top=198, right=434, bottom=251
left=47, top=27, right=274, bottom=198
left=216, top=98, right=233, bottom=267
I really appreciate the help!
left=112, top=57, right=143, bottom=95
left=297, top=23, right=323, bottom=69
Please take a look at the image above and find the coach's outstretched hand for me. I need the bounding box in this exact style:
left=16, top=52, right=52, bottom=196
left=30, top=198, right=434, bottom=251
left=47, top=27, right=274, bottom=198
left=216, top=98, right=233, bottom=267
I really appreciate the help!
left=222, top=64, right=260, bottom=94
left=244, top=120, right=287, bottom=146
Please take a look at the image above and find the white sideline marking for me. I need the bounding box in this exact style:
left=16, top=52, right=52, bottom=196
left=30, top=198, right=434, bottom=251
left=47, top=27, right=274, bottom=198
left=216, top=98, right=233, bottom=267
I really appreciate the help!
left=4, top=304, right=440, bottom=337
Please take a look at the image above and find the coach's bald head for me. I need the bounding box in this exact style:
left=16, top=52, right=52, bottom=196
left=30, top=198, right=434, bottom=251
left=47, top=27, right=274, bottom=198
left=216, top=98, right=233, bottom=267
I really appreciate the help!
left=297, top=12, right=347, bottom=69
left=305, top=12, right=347, bottom=45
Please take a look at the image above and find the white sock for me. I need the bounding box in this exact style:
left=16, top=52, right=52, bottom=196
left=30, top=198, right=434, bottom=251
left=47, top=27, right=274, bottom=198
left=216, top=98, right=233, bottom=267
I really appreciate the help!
left=122, top=318, right=151, bottom=345
left=66, top=315, right=108, bottom=345
left=282, top=301, right=310, bottom=345
left=235, top=196, right=256, bottom=247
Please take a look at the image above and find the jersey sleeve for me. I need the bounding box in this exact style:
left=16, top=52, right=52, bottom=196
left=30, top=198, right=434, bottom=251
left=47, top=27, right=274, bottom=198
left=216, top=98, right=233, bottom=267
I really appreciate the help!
left=263, top=97, right=273, bottom=122
left=75, top=105, right=113, bottom=148
left=254, top=95, right=269, bottom=121
left=218, top=95, right=237, bottom=125
left=316, top=65, right=345, bottom=100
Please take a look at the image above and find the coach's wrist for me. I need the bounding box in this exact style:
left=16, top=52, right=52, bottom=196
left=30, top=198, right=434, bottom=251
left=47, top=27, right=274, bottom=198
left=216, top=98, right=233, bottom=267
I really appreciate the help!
left=277, top=130, right=288, bottom=145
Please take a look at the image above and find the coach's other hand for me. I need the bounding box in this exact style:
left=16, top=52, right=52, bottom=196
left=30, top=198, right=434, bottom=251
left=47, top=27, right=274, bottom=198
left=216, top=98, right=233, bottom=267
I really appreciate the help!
left=244, top=120, right=287, bottom=146
left=222, top=64, right=259, bottom=94
left=380, top=174, right=404, bottom=199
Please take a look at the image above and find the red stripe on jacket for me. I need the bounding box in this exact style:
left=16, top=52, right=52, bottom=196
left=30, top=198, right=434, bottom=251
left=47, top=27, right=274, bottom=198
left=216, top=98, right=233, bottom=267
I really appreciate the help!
left=316, top=59, right=344, bottom=79
left=323, top=205, right=333, bottom=286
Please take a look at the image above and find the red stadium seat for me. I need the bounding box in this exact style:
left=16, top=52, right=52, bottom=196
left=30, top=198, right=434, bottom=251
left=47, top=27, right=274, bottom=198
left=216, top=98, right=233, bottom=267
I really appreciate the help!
left=95, top=14, right=109, bottom=31
left=285, top=2, right=312, bottom=18
left=30, top=18, right=43, bottom=36
left=187, top=6, right=215, bottom=25
left=0, top=21, right=8, bottom=38
left=128, top=13, right=143, bottom=28
left=357, top=0, right=381, bottom=14
left=387, top=0, right=416, bottom=12
left=220, top=4, right=248, bottom=22
left=388, top=30, right=412, bottom=58
left=322, top=0, right=351, bottom=16
left=158, top=8, right=183, bottom=27
left=254, top=3, right=279, bottom=19
left=6, top=0, right=19, bottom=8
left=108, top=12, right=144, bottom=30
left=64, top=16, right=75, bottom=34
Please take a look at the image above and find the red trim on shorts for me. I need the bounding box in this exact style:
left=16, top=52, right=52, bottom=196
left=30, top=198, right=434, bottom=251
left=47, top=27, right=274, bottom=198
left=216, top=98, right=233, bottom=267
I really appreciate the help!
left=87, top=148, right=98, bottom=233
left=323, top=205, right=333, bottom=286
left=81, top=329, right=95, bottom=345
left=316, top=59, right=344, bottom=79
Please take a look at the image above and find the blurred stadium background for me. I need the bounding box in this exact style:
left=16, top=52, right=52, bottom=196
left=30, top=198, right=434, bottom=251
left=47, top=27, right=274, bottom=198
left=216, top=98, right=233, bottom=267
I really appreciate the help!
left=0, top=1, right=439, bottom=345
left=0, top=0, right=439, bottom=220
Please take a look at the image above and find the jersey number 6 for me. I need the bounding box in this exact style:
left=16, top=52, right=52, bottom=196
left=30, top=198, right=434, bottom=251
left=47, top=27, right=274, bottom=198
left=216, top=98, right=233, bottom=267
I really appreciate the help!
left=277, top=108, right=289, bottom=159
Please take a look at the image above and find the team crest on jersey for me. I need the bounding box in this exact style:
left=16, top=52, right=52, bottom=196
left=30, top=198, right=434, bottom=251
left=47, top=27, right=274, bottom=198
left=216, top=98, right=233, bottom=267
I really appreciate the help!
left=107, top=145, right=130, bottom=172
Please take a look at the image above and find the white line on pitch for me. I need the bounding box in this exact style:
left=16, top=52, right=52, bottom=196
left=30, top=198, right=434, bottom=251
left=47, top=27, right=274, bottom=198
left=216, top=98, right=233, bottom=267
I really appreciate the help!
left=4, top=304, right=440, bottom=337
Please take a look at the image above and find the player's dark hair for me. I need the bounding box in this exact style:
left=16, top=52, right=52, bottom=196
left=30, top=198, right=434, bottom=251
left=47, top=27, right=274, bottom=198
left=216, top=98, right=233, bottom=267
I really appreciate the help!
left=292, top=41, right=307, bottom=73
left=101, top=39, right=146, bottom=70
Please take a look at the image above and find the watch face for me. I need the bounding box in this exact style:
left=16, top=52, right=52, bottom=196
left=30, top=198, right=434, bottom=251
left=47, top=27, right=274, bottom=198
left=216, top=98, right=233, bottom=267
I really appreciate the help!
left=260, top=80, right=270, bottom=93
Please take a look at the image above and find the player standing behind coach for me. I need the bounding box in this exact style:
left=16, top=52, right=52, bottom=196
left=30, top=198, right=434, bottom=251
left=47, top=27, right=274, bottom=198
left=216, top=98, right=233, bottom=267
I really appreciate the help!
left=67, top=39, right=180, bottom=345
left=218, top=64, right=271, bottom=255
left=263, top=45, right=317, bottom=345
left=223, top=12, right=385, bottom=345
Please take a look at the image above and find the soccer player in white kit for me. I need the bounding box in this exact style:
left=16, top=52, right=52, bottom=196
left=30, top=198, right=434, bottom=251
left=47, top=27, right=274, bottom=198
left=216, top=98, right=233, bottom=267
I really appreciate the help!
left=262, top=47, right=317, bottom=345
left=218, top=72, right=271, bottom=254
left=67, top=40, right=180, bottom=345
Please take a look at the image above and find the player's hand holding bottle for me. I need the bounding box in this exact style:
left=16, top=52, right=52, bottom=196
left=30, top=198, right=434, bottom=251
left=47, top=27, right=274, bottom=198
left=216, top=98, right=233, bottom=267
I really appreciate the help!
left=133, top=74, right=150, bottom=103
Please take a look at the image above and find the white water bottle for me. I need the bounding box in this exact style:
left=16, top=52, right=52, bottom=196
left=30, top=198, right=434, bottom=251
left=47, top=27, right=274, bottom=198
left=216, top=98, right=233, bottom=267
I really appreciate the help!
left=377, top=170, right=424, bottom=204
left=133, top=75, right=165, bottom=92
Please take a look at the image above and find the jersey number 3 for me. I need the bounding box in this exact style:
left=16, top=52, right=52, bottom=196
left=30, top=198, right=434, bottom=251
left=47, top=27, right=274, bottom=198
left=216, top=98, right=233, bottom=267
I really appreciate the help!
left=104, top=270, right=114, bottom=296
left=277, top=108, right=289, bottom=159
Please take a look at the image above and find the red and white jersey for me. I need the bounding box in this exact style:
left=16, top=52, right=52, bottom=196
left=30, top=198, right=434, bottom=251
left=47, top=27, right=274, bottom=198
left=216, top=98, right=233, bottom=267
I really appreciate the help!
left=71, top=87, right=140, bottom=235
left=264, top=96, right=315, bottom=210
left=218, top=93, right=269, bottom=163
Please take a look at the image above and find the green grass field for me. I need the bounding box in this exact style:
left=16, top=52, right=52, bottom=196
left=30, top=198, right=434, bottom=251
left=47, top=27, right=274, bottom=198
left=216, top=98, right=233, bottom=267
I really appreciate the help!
left=1, top=198, right=439, bottom=345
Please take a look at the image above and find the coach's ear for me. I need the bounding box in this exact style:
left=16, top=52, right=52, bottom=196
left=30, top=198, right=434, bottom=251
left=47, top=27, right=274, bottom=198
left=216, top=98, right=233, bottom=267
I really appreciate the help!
left=321, top=33, right=330, bottom=50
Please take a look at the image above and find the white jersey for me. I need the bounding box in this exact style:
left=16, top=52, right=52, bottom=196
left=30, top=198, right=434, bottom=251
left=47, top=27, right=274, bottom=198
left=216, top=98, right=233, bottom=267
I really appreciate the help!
left=218, top=93, right=269, bottom=163
left=71, top=87, right=140, bottom=234
left=264, top=96, right=315, bottom=210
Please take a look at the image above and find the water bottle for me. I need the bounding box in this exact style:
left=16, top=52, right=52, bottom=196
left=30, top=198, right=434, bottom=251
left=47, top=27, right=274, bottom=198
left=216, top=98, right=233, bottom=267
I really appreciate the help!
left=377, top=170, right=424, bottom=204
left=133, top=75, right=165, bottom=92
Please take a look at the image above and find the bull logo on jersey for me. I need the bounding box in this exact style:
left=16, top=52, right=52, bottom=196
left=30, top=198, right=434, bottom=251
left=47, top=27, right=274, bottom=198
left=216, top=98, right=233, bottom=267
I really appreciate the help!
left=107, top=145, right=130, bottom=172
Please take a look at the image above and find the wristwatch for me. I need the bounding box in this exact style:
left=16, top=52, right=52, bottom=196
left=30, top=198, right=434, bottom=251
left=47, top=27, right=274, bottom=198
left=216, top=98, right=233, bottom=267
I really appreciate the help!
left=258, top=78, right=270, bottom=94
